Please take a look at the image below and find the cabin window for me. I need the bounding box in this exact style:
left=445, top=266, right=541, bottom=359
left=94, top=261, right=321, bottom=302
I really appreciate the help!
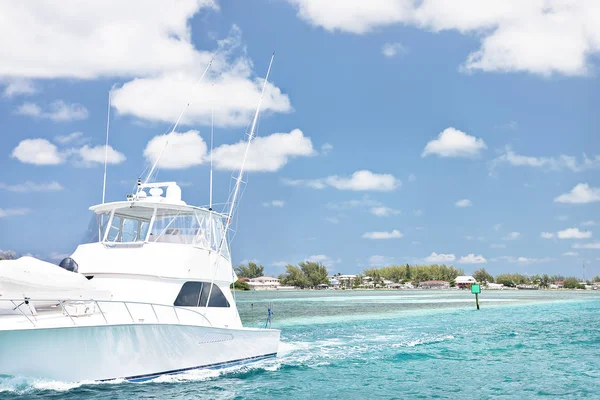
left=83, top=212, right=111, bottom=243
left=105, top=214, right=150, bottom=243
left=174, top=282, right=230, bottom=308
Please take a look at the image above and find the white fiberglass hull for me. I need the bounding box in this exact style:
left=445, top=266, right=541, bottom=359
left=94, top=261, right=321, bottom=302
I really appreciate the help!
left=0, top=324, right=279, bottom=382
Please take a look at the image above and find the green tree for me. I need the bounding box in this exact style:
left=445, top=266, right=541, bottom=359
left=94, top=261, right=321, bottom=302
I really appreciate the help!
left=278, top=265, right=310, bottom=288
left=563, top=277, right=585, bottom=289
left=540, top=274, right=550, bottom=288
left=235, top=262, right=264, bottom=279
left=405, top=264, right=411, bottom=280
left=0, top=250, right=17, bottom=260
left=231, top=280, right=250, bottom=290
left=353, top=274, right=364, bottom=288
left=473, top=268, right=494, bottom=284
left=495, top=273, right=530, bottom=287
left=298, top=261, right=330, bottom=288
left=593, top=276, right=600, bottom=283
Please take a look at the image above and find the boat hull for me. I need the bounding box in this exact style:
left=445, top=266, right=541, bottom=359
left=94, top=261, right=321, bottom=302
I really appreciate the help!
left=0, top=323, right=279, bottom=382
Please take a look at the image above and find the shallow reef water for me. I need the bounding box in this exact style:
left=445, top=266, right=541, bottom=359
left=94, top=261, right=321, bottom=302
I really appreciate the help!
left=1, top=290, right=599, bottom=399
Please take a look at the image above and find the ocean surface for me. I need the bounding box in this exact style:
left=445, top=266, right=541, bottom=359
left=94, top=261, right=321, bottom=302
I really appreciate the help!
left=1, top=290, right=599, bottom=399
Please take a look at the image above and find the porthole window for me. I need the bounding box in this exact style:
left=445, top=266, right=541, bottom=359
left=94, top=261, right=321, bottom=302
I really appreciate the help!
left=174, top=282, right=230, bottom=308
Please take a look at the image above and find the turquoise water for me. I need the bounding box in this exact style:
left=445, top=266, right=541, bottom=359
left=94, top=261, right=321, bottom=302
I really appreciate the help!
left=1, top=290, right=599, bottom=399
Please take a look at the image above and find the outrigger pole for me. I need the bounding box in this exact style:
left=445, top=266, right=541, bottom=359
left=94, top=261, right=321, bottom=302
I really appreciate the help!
left=102, top=88, right=112, bottom=204
left=143, top=58, right=214, bottom=185
left=205, top=53, right=275, bottom=307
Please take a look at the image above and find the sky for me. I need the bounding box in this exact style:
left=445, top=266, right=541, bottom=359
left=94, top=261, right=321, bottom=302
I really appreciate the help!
left=1, top=0, right=599, bottom=278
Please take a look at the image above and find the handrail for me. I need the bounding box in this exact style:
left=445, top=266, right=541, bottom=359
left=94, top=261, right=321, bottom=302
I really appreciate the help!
left=0, top=298, right=212, bottom=328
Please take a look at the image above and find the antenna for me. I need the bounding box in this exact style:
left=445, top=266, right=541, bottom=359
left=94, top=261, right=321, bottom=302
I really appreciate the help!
left=205, top=53, right=275, bottom=308
left=143, top=58, right=214, bottom=185
left=102, top=88, right=112, bottom=204
left=209, top=105, right=214, bottom=210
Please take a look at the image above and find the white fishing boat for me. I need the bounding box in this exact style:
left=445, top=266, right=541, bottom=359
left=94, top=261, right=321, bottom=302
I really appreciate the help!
left=0, top=56, right=280, bottom=382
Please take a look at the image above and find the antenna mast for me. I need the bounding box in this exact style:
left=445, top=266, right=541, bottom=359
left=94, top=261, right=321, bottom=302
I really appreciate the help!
left=205, top=53, right=275, bottom=307
left=143, top=58, right=213, bottom=185
left=209, top=106, right=214, bottom=210
left=102, top=88, right=112, bottom=204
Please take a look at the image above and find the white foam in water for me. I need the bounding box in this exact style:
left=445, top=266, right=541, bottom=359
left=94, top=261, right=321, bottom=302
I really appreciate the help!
left=0, top=375, right=124, bottom=394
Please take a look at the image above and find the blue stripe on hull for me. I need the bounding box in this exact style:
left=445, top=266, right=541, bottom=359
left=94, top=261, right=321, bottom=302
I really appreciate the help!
left=118, top=353, right=278, bottom=383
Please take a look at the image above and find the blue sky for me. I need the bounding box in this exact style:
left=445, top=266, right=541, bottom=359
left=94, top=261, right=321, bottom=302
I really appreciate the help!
left=1, top=1, right=599, bottom=278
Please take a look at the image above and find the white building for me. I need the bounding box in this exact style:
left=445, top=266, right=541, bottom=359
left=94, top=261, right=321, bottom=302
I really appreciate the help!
left=456, top=276, right=477, bottom=288
left=486, top=283, right=505, bottom=290
left=248, top=276, right=280, bottom=290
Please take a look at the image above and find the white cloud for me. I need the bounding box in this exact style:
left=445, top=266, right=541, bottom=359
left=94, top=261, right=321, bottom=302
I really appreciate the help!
left=0, top=1, right=218, bottom=79
left=540, top=232, right=555, bottom=239
left=0, top=181, right=63, bottom=192
left=493, top=223, right=502, bottom=232
left=490, top=148, right=600, bottom=173
left=144, top=130, right=207, bottom=169
left=370, top=206, right=401, bottom=217
left=425, top=252, right=456, bottom=263
left=111, top=62, right=292, bottom=128
left=466, top=236, right=484, bottom=241
left=503, top=232, right=521, bottom=240
left=326, top=170, right=400, bottom=191
left=556, top=228, right=592, bottom=239
left=54, top=132, right=86, bottom=145
left=321, top=143, right=333, bottom=155
left=514, top=256, right=554, bottom=264
left=12, top=138, right=125, bottom=167
left=15, top=101, right=88, bottom=121
left=0, top=208, right=30, bottom=218
left=2, top=79, right=37, bottom=97
left=262, top=200, right=285, bottom=207
left=458, top=254, right=487, bottom=264
left=369, top=255, right=394, bottom=266
left=306, top=254, right=339, bottom=268
left=326, top=197, right=381, bottom=210
left=582, top=220, right=597, bottom=226
left=422, top=127, right=486, bottom=158
left=555, top=184, right=600, bottom=204
left=110, top=26, right=292, bottom=128
left=11, top=139, right=63, bottom=165
left=362, top=229, right=403, bottom=239
left=283, top=170, right=400, bottom=192
left=287, top=0, right=600, bottom=76
left=489, top=243, right=506, bottom=249
left=289, top=0, right=413, bottom=34
left=326, top=216, right=340, bottom=224
left=0, top=4, right=291, bottom=128
left=492, top=255, right=554, bottom=264
left=455, top=199, right=472, bottom=207
left=381, top=42, right=406, bottom=57
left=78, top=145, right=126, bottom=165
left=562, top=252, right=579, bottom=257
left=272, top=261, right=289, bottom=267
left=572, top=242, right=600, bottom=249
left=414, top=209, right=423, bottom=217
left=212, top=129, right=315, bottom=172
left=282, top=178, right=327, bottom=189
left=556, top=215, right=569, bottom=221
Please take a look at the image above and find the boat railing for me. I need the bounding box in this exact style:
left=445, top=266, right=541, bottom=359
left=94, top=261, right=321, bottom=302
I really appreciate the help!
left=0, top=297, right=212, bottom=328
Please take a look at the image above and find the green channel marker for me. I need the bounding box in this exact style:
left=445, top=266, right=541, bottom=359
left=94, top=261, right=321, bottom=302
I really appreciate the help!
left=471, top=284, right=481, bottom=310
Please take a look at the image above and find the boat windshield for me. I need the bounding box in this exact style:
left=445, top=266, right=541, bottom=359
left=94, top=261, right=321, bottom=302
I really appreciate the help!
left=84, top=205, right=229, bottom=259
